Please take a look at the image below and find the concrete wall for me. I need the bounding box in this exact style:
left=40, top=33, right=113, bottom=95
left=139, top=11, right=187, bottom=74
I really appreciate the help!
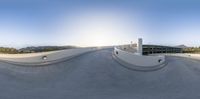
left=160, top=53, right=200, bottom=60
left=113, top=47, right=165, bottom=67
left=0, top=48, right=96, bottom=65
left=117, top=45, right=137, bottom=53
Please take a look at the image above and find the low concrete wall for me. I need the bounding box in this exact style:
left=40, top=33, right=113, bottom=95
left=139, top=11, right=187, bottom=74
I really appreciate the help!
left=117, top=45, right=137, bottom=53
left=160, top=53, right=200, bottom=60
left=113, top=47, right=165, bottom=70
left=0, top=48, right=96, bottom=65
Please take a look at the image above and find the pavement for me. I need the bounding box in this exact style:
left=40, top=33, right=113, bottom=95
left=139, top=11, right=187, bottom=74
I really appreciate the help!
left=0, top=48, right=200, bottom=99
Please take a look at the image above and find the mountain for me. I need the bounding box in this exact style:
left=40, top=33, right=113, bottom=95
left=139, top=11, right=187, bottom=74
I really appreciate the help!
left=18, top=46, right=78, bottom=53
left=175, top=45, right=188, bottom=49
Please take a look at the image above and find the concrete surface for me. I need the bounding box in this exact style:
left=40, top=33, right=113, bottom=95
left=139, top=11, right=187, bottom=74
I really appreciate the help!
left=160, top=53, right=200, bottom=61
left=117, top=45, right=137, bottom=53
left=0, top=48, right=200, bottom=99
left=113, top=54, right=166, bottom=71
left=114, top=47, right=165, bottom=67
left=0, top=48, right=95, bottom=65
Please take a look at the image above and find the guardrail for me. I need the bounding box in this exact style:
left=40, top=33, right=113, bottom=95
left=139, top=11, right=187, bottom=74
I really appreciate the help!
left=113, top=47, right=166, bottom=71
left=0, top=48, right=96, bottom=66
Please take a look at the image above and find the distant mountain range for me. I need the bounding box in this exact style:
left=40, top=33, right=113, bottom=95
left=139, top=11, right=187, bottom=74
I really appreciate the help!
left=0, top=46, right=78, bottom=54
left=18, top=46, right=78, bottom=53
left=175, top=45, right=188, bottom=48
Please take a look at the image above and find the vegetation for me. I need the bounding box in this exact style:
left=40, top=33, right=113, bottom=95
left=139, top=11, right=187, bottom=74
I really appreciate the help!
left=183, top=47, right=200, bottom=53
left=0, top=46, right=77, bottom=54
left=18, top=46, right=77, bottom=53
left=0, top=47, right=18, bottom=54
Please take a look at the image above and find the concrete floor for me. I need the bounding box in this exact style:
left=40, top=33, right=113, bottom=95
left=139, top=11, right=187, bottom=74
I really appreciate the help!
left=0, top=49, right=200, bottom=99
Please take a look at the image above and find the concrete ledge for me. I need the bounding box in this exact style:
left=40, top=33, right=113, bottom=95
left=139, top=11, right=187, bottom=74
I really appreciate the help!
left=0, top=48, right=96, bottom=66
left=160, top=53, right=200, bottom=60
left=113, top=47, right=166, bottom=71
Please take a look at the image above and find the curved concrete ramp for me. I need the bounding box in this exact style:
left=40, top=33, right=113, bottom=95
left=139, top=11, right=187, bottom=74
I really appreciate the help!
left=0, top=49, right=200, bottom=99
left=0, top=48, right=95, bottom=66
left=113, top=47, right=166, bottom=71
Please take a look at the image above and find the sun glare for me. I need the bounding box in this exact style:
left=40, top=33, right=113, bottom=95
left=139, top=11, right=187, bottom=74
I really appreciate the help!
left=87, top=32, right=111, bottom=47
left=68, top=13, right=121, bottom=47
left=58, top=10, right=134, bottom=47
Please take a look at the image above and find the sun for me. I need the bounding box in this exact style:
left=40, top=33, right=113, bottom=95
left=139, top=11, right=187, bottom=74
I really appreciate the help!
left=58, top=10, right=133, bottom=47
left=89, top=32, right=110, bottom=47
left=75, top=16, right=118, bottom=47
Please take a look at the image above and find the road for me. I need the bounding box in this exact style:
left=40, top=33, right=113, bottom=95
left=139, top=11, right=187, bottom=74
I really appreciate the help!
left=0, top=48, right=200, bottom=99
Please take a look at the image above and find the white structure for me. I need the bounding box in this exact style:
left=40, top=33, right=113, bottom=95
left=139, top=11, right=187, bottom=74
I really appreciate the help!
left=137, top=38, right=143, bottom=55
left=160, top=53, right=200, bottom=60
left=113, top=38, right=166, bottom=71
left=114, top=48, right=165, bottom=68
left=0, top=48, right=96, bottom=66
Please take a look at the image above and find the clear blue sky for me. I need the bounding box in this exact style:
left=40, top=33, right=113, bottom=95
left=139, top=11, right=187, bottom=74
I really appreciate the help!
left=0, top=0, right=200, bottom=48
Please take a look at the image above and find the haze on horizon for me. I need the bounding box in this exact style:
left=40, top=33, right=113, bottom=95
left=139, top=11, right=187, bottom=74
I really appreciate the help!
left=0, top=0, right=200, bottom=48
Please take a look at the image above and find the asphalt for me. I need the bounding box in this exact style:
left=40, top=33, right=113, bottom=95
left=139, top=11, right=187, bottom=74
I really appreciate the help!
left=0, top=48, right=200, bottom=99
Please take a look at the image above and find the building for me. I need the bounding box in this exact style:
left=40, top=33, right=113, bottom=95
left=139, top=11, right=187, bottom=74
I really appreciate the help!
left=143, top=45, right=183, bottom=55
left=118, top=38, right=183, bottom=55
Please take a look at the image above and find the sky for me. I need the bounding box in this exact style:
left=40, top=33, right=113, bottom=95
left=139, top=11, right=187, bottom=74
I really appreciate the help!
left=0, top=0, right=200, bottom=48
